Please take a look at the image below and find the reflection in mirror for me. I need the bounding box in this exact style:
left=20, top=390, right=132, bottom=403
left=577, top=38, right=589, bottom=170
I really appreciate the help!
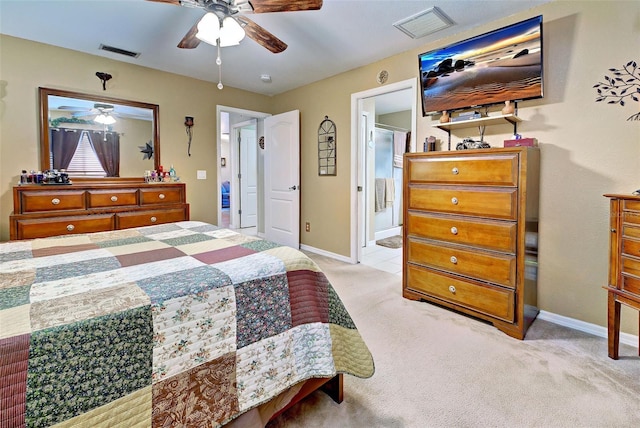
left=39, top=87, right=160, bottom=179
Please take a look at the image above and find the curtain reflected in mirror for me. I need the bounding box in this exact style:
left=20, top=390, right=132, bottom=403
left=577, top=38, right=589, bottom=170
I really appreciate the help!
left=50, top=129, right=120, bottom=177
left=40, top=87, right=160, bottom=179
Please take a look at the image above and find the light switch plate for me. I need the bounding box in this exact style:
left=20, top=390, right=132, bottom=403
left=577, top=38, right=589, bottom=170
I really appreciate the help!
left=197, top=170, right=207, bottom=180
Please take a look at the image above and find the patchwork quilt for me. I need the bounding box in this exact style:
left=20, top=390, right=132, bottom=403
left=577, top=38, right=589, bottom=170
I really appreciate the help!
left=0, top=221, right=375, bottom=427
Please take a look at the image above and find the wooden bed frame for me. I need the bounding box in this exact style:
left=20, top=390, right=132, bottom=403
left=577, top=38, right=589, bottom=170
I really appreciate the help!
left=269, top=374, right=343, bottom=421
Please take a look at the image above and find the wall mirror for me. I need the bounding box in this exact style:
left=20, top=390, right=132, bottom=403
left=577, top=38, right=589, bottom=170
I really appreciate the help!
left=39, top=87, right=160, bottom=179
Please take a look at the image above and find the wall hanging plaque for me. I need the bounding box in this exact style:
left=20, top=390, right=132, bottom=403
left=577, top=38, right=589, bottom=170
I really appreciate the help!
left=318, top=115, right=336, bottom=176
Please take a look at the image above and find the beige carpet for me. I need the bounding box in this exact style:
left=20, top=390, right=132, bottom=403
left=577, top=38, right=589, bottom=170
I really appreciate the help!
left=267, top=253, right=640, bottom=427
left=376, top=235, right=402, bottom=249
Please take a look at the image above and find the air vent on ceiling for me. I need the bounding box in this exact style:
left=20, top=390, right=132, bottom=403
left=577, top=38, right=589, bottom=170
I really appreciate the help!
left=99, top=44, right=140, bottom=58
left=393, top=7, right=453, bottom=39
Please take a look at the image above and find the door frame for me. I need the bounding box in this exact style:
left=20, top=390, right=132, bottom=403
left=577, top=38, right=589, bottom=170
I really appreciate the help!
left=350, top=78, right=418, bottom=263
left=216, top=105, right=270, bottom=232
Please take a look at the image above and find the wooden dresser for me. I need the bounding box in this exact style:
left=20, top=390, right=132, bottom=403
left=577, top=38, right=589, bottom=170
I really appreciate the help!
left=10, top=181, right=189, bottom=240
left=403, top=147, right=539, bottom=339
left=603, top=193, right=640, bottom=359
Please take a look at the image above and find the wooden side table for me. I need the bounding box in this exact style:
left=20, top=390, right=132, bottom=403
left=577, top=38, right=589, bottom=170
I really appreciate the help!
left=604, top=194, right=640, bottom=359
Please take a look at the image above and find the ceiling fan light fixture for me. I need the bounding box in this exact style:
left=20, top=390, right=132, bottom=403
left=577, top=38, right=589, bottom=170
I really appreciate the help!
left=196, top=13, right=221, bottom=45
left=95, top=114, right=116, bottom=125
left=196, top=13, right=245, bottom=47
left=218, top=16, right=245, bottom=47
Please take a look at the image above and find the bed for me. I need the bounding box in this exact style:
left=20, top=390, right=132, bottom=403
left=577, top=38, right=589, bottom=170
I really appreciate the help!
left=0, top=221, right=374, bottom=427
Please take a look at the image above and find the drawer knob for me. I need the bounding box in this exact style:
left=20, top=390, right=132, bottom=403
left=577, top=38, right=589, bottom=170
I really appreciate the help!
left=110, top=196, right=118, bottom=202
left=51, top=198, right=60, bottom=205
left=451, top=197, right=458, bottom=205
left=450, top=256, right=458, bottom=264
left=450, top=226, right=458, bottom=235
left=448, top=285, right=456, bottom=293
left=66, top=224, right=75, bottom=231
left=452, top=167, right=459, bottom=175
left=150, top=216, right=157, bottom=223
left=158, top=194, right=166, bottom=200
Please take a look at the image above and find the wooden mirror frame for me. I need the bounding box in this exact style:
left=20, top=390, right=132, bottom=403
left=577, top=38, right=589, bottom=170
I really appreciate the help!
left=39, top=87, right=160, bottom=180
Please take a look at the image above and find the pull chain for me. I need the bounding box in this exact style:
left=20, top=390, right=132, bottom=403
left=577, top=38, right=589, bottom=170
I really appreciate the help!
left=217, top=41, right=223, bottom=90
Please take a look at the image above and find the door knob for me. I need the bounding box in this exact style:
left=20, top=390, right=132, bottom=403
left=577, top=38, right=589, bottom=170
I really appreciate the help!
left=289, top=185, right=298, bottom=190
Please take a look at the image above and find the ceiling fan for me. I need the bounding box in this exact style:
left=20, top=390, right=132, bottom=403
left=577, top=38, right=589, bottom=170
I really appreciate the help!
left=57, top=103, right=117, bottom=124
left=147, top=0, right=324, bottom=54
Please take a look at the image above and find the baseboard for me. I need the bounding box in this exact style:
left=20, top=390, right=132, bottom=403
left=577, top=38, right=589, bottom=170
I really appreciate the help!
left=300, top=244, right=353, bottom=264
left=538, top=310, right=638, bottom=348
left=374, top=226, right=402, bottom=241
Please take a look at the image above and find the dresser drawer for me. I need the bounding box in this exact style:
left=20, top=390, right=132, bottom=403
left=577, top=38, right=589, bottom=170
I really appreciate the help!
left=139, top=187, right=184, bottom=205
left=19, top=190, right=86, bottom=213
left=408, top=153, right=518, bottom=186
left=621, top=274, right=640, bottom=298
left=622, top=238, right=640, bottom=260
left=88, top=189, right=138, bottom=208
left=406, top=264, right=515, bottom=322
left=622, top=225, right=640, bottom=240
left=623, top=209, right=640, bottom=226
left=408, top=238, right=516, bottom=288
left=408, top=185, right=517, bottom=220
left=621, top=254, right=640, bottom=278
left=14, top=214, right=115, bottom=239
left=406, top=211, right=516, bottom=253
left=623, top=199, right=640, bottom=213
left=116, top=208, right=187, bottom=229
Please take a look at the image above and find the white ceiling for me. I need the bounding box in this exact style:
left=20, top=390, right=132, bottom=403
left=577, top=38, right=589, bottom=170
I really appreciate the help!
left=0, top=0, right=550, bottom=104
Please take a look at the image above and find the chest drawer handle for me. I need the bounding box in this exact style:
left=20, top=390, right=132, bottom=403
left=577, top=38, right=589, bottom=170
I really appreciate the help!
left=66, top=224, right=75, bottom=231
left=110, top=196, right=118, bottom=202
left=51, top=198, right=60, bottom=205
left=452, top=167, right=459, bottom=175
left=450, top=256, right=458, bottom=264
left=451, top=197, right=458, bottom=205
left=158, top=194, right=166, bottom=200
left=448, top=285, right=456, bottom=294
left=450, top=226, right=458, bottom=235
left=150, top=216, right=157, bottom=223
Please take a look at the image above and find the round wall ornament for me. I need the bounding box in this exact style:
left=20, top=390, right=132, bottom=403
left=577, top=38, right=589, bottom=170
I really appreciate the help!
left=377, top=70, right=389, bottom=84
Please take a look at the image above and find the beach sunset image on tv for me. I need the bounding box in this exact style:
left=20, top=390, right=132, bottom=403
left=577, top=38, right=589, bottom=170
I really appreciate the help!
left=419, top=15, right=543, bottom=115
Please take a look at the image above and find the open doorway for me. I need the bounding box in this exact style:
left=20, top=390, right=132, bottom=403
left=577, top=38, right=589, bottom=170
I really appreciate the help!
left=217, top=106, right=270, bottom=235
left=350, top=78, right=417, bottom=265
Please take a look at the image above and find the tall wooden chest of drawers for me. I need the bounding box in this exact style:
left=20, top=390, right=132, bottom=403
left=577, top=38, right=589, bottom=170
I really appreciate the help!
left=603, top=194, right=640, bottom=359
left=10, top=181, right=189, bottom=240
left=403, top=147, right=540, bottom=339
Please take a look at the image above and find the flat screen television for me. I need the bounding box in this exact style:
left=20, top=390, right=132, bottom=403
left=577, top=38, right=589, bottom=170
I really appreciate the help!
left=419, top=15, right=543, bottom=116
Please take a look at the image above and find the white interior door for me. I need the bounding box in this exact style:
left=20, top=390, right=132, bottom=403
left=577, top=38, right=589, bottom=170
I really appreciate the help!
left=264, top=110, right=300, bottom=248
left=237, top=120, right=257, bottom=228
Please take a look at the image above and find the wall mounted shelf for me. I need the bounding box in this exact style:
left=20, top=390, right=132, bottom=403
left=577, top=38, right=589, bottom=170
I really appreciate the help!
left=433, top=113, right=522, bottom=131
left=432, top=109, right=523, bottom=150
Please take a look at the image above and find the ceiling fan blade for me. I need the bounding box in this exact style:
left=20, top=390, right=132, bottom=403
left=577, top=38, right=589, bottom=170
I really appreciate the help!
left=249, top=0, right=323, bottom=13
left=72, top=111, right=97, bottom=118
left=58, top=106, right=90, bottom=111
left=235, top=16, right=287, bottom=53
left=177, top=21, right=201, bottom=49
left=145, top=0, right=182, bottom=5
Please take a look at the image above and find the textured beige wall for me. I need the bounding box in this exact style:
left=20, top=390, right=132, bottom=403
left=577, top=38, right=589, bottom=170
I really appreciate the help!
left=0, top=35, right=273, bottom=241
left=272, top=0, right=640, bottom=335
